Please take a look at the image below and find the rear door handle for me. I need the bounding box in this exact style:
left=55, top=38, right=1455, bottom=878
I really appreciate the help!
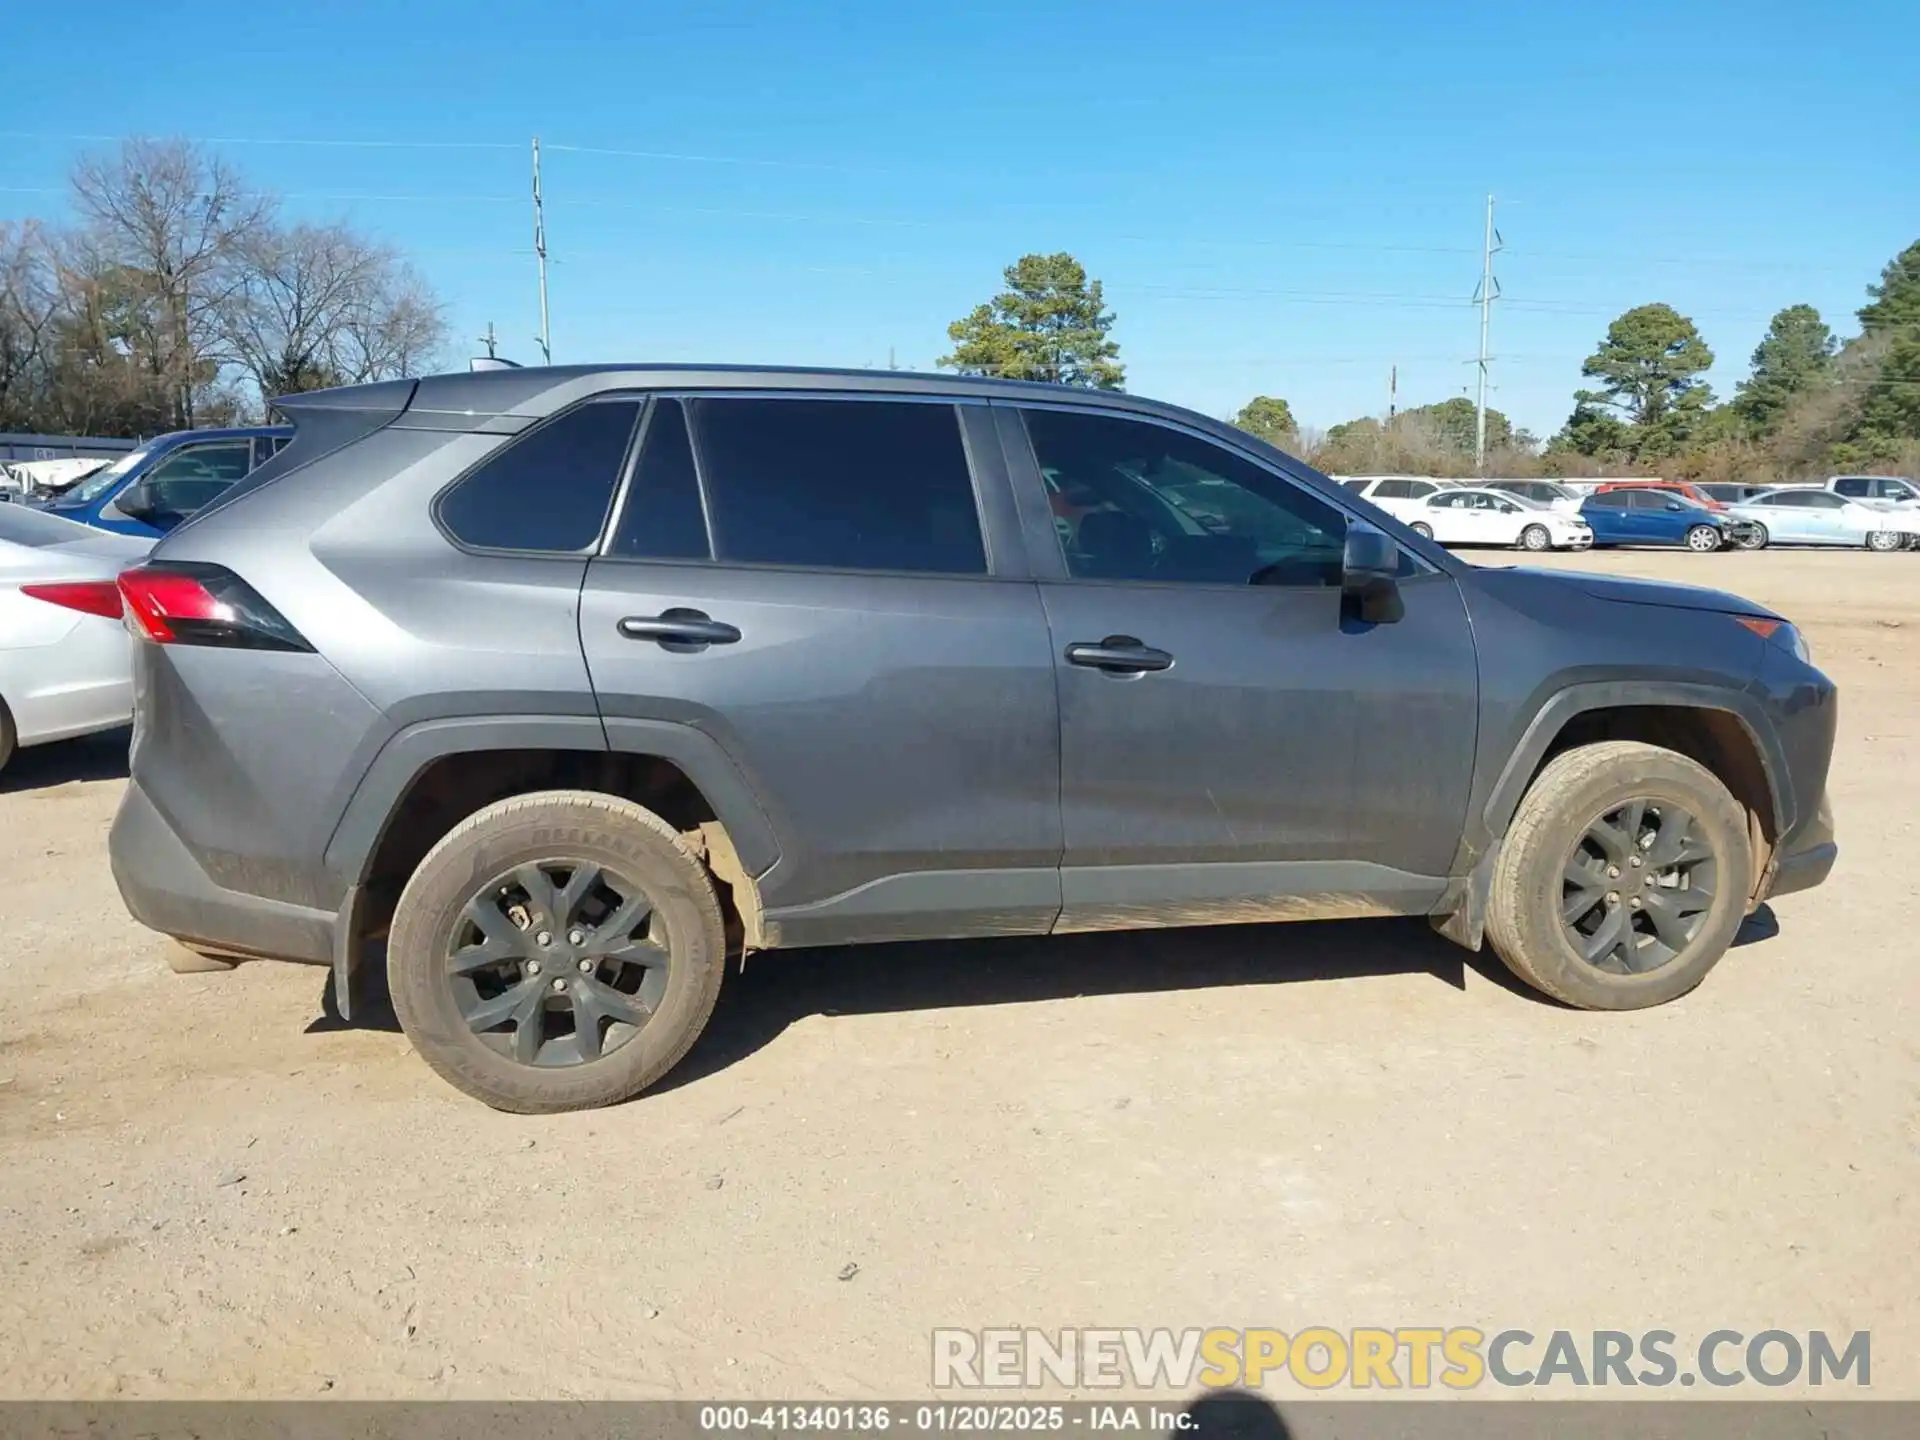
left=617, top=609, right=741, bottom=648
left=1064, top=636, right=1174, bottom=674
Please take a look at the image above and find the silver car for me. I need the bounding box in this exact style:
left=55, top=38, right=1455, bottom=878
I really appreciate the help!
left=1724, top=488, right=1917, bottom=550
left=0, top=506, right=150, bottom=773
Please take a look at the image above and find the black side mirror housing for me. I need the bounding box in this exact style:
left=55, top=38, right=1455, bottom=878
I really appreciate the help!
left=1342, top=522, right=1404, bottom=623
left=115, top=482, right=156, bottom=520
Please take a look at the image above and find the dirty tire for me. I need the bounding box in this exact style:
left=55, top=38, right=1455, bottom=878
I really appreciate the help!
left=388, top=790, right=726, bottom=1113
left=1486, top=741, right=1750, bottom=1011
left=164, top=941, right=241, bottom=974
left=1410, top=522, right=1434, bottom=539
left=1519, top=524, right=1551, bottom=552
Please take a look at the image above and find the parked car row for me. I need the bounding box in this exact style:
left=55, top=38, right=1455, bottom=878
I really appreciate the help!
left=1342, top=474, right=1920, bottom=553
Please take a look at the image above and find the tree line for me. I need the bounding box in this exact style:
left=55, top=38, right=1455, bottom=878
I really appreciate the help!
left=0, top=139, right=448, bottom=438
left=939, top=243, right=1920, bottom=481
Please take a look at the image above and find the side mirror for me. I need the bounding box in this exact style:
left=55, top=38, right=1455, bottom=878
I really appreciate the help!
left=1665, top=501, right=1684, bottom=511
left=1342, top=522, right=1404, bottom=624
left=114, top=482, right=157, bottom=520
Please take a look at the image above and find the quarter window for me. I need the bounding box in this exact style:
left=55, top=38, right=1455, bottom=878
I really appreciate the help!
left=1021, top=407, right=1350, bottom=587
left=687, top=397, right=986, bottom=575
left=439, top=400, right=641, bottom=552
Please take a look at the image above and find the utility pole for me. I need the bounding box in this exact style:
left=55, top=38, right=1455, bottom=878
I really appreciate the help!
left=532, top=137, right=552, bottom=365
left=1388, top=364, right=1398, bottom=422
left=1473, top=193, right=1502, bottom=474
left=479, top=322, right=498, bottom=360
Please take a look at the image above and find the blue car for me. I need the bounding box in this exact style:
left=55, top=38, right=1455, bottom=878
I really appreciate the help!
left=36, top=426, right=290, bottom=538
left=1578, top=489, right=1753, bottom=552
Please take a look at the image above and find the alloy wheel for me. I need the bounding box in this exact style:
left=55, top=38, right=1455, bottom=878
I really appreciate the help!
left=446, top=860, right=669, bottom=1067
left=1686, top=526, right=1721, bottom=552
left=1560, top=800, right=1718, bottom=976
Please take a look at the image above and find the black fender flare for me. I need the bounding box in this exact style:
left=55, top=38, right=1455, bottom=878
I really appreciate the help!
left=321, top=713, right=783, bottom=1022
left=1433, top=680, right=1789, bottom=952
left=324, top=712, right=782, bottom=887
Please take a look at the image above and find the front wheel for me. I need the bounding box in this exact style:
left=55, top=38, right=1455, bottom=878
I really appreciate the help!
left=1486, top=741, right=1750, bottom=1010
left=1410, top=522, right=1434, bottom=540
left=1866, top=530, right=1903, bottom=552
left=1518, top=524, right=1552, bottom=552
left=1733, top=524, right=1768, bottom=551
left=1684, top=525, right=1723, bottom=553
left=388, top=790, right=727, bottom=1113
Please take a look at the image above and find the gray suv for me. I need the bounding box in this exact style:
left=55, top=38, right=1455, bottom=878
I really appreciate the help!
left=108, top=366, right=1838, bottom=1112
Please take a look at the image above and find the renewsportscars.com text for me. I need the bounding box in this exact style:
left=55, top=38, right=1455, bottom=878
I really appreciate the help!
left=932, top=1327, right=1870, bottom=1391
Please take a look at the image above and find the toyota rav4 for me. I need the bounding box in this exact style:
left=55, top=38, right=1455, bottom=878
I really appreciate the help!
left=107, top=366, right=1839, bottom=1112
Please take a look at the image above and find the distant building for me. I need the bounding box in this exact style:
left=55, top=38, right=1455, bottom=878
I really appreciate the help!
left=0, top=432, right=140, bottom=464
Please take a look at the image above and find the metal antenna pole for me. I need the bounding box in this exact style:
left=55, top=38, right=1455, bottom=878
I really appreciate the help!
left=1474, top=193, right=1502, bottom=474
left=532, top=138, right=552, bottom=365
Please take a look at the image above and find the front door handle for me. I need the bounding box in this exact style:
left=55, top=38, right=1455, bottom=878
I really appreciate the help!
left=617, top=609, right=742, bottom=648
left=1064, top=636, right=1174, bottom=674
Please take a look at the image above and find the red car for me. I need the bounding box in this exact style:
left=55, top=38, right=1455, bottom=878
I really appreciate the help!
left=1593, top=480, right=1727, bottom=512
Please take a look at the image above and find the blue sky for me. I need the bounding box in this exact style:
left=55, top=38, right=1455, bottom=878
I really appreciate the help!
left=5, top=0, right=1915, bottom=437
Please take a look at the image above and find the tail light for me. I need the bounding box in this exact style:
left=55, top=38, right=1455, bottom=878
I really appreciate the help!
left=117, top=562, right=313, bottom=653
left=20, top=580, right=124, bottom=620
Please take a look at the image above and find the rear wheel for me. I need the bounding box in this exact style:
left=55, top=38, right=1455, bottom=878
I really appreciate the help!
left=1866, top=530, right=1903, bottom=552
left=1684, top=525, right=1722, bottom=553
left=388, top=790, right=727, bottom=1113
left=1519, top=524, right=1552, bottom=552
left=1486, top=741, right=1750, bottom=1011
left=1410, top=522, right=1434, bottom=540
left=0, top=700, right=13, bottom=775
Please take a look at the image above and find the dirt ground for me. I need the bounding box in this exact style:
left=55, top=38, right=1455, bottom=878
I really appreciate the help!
left=0, top=547, right=1915, bottom=1402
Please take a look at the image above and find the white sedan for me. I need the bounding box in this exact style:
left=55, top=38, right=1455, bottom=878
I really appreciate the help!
left=0, top=506, right=152, bottom=773
left=1406, top=487, right=1594, bottom=551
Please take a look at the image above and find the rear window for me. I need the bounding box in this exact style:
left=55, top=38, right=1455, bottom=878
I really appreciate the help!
left=439, top=400, right=642, bottom=553
left=686, top=397, right=986, bottom=575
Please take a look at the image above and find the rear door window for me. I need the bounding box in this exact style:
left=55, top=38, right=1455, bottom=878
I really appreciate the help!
left=606, top=399, right=712, bottom=562
left=438, top=399, right=641, bottom=552
left=686, top=397, right=986, bottom=575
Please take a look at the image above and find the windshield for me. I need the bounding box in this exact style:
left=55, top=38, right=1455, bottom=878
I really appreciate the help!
left=1499, top=491, right=1548, bottom=510
left=54, top=448, right=151, bottom=505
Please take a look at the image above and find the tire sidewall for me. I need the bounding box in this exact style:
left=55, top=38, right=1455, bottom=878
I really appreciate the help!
left=1686, top=526, right=1721, bottom=552
left=1411, top=522, right=1434, bottom=539
left=389, top=799, right=724, bottom=1111
left=1867, top=530, right=1900, bottom=552
left=1497, top=753, right=1750, bottom=1010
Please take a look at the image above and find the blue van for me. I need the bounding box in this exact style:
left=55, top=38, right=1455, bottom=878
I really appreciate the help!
left=36, top=426, right=291, bottom=538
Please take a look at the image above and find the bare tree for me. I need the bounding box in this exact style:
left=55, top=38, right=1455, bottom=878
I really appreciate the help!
left=0, top=221, right=61, bottom=427
left=69, top=138, right=272, bottom=428
left=337, top=260, right=447, bottom=384
left=224, top=222, right=386, bottom=396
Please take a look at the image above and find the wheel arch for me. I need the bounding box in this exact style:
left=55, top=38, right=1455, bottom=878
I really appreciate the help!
left=1433, top=682, right=1789, bottom=952
left=325, top=714, right=779, bottom=1017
